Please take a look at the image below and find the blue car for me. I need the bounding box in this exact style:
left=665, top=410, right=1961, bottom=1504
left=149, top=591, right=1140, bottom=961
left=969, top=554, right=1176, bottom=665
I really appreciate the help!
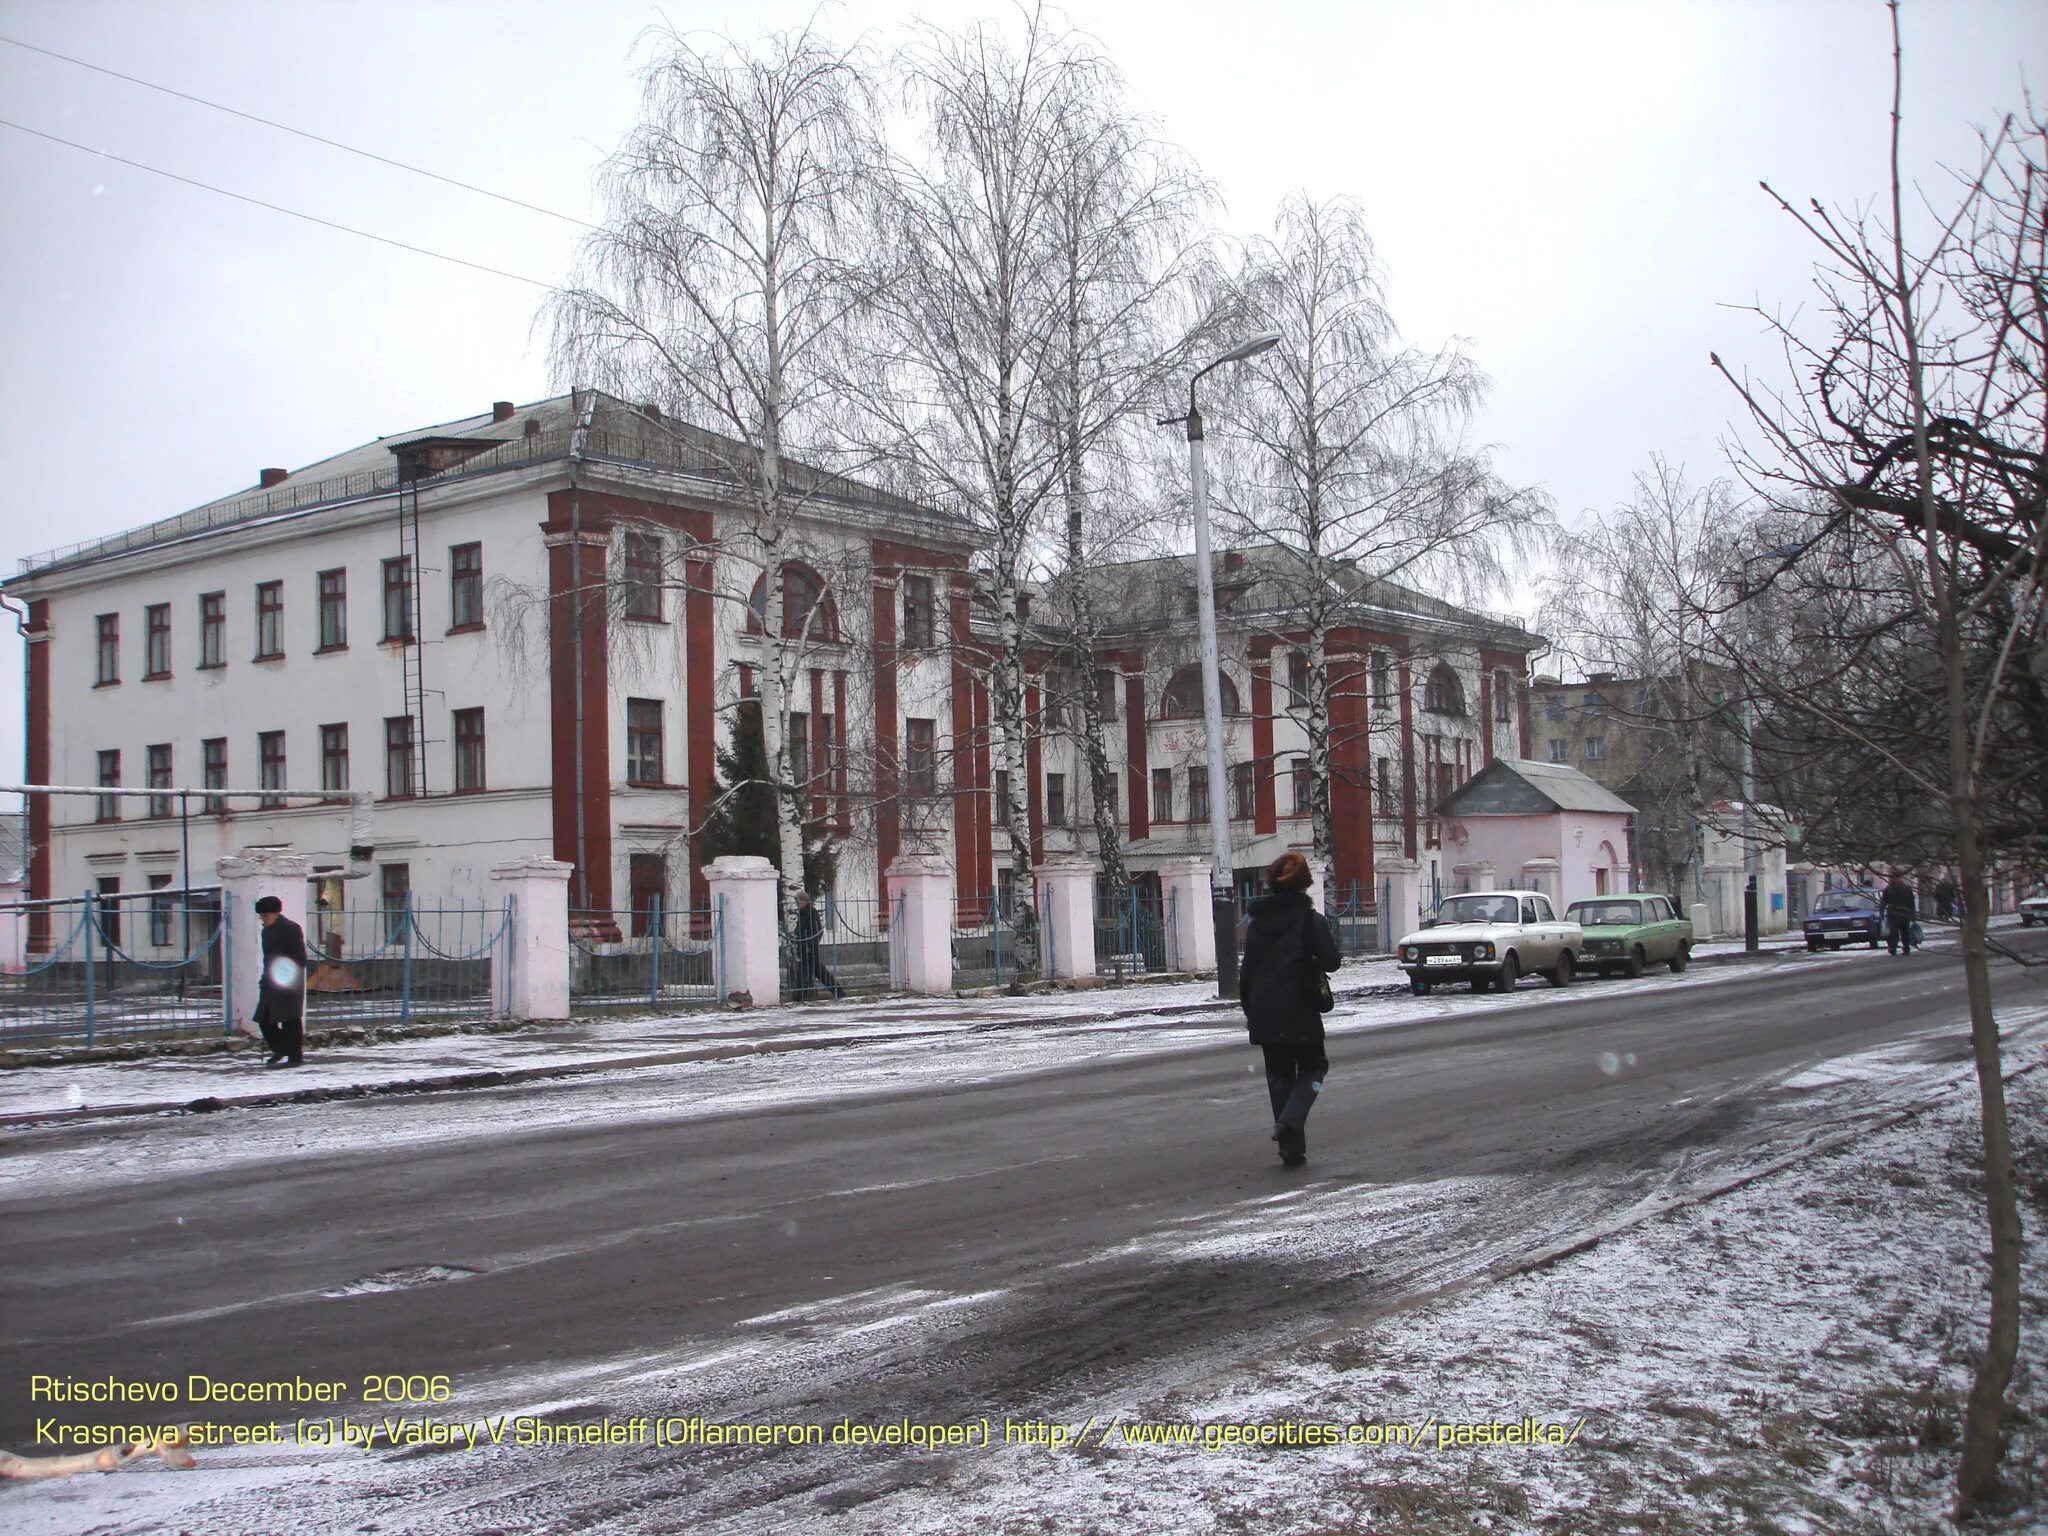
left=1803, top=889, right=1882, bottom=951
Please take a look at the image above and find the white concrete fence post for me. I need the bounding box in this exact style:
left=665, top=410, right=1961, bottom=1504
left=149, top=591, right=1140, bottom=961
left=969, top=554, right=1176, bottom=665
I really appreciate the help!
left=1159, top=856, right=1217, bottom=974
left=886, top=855, right=954, bottom=995
left=1379, top=858, right=1424, bottom=951
left=489, top=857, right=573, bottom=1021
left=704, top=855, right=781, bottom=1006
left=0, top=877, right=25, bottom=973
left=1304, top=859, right=1327, bottom=914
left=1034, top=856, right=1097, bottom=981
left=216, top=849, right=313, bottom=1038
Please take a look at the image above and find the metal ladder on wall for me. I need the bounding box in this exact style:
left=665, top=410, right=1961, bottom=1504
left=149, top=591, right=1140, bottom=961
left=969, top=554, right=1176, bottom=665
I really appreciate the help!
left=397, top=469, right=435, bottom=796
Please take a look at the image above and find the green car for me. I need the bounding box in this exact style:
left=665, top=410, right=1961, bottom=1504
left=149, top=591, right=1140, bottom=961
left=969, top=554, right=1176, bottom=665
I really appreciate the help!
left=1565, top=895, right=1694, bottom=978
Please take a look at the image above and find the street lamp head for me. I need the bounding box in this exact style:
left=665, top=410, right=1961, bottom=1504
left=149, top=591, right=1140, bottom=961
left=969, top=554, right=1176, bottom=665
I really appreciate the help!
left=1216, top=331, right=1282, bottom=366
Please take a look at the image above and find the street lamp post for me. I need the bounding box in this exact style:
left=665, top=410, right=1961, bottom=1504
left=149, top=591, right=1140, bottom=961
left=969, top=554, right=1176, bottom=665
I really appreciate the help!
left=1164, top=332, right=1282, bottom=1000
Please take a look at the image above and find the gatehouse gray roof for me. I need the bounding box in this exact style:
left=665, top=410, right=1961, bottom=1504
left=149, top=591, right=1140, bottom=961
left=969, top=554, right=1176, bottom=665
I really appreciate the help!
left=1439, top=758, right=1637, bottom=817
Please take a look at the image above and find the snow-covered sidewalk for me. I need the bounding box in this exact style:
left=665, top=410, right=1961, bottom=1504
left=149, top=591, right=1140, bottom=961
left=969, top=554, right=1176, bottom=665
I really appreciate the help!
left=0, top=930, right=1865, bottom=1128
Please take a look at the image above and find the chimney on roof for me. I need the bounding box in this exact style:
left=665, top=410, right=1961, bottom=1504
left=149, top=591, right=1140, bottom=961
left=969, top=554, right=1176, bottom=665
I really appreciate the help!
left=524, top=418, right=542, bottom=438
left=1223, top=550, right=1243, bottom=573
left=641, top=402, right=662, bottom=421
left=492, top=400, right=516, bottom=422
left=259, top=467, right=289, bottom=488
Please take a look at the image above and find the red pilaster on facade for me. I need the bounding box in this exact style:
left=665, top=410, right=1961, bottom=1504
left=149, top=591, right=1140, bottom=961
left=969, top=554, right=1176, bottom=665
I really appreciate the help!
left=1024, top=680, right=1043, bottom=866
left=685, top=553, right=716, bottom=909
left=1250, top=641, right=1278, bottom=836
left=544, top=495, right=614, bottom=913
left=871, top=572, right=899, bottom=907
left=948, top=577, right=980, bottom=917
left=1328, top=644, right=1373, bottom=895
left=1398, top=650, right=1418, bottom=860
left=1121, top=658, right=1149, bottom=841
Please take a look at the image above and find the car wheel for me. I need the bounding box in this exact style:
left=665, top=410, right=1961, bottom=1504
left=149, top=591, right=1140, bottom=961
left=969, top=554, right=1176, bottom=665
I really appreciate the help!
left=1867, top=936, right=1880, bottom=949
left=1548, top=950, right=1574, bottom=987
left=1624, top=946, right=1646, bottom=979
left=1494, top=953, right=1519, bottom=992
left=1669, top=943, right=1690, bottom=974
left=1409, top=975, right=1431, bottom=996
left=1805, top=939, right=1821, bottom=952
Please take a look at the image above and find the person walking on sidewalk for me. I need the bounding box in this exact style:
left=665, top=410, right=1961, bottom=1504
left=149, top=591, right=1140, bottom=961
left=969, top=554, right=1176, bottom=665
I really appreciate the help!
left=251, top=895, right=309, bottom=1066
left=1238, top=852, right=1341, bottom=1168
left=1881, top=873, right=1918, bottom=957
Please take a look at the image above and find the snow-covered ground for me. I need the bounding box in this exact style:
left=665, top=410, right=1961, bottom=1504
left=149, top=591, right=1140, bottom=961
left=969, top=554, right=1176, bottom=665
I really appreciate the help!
left=7, top=1001, right=2044, bottom=1532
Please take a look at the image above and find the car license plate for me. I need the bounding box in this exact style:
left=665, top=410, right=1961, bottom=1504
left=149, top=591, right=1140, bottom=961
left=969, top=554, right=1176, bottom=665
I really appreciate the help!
left=1425, top=954, right=1460, bottom=967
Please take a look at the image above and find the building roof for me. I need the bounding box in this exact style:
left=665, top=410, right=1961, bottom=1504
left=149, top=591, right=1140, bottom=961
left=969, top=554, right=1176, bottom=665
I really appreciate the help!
left=1439, top=757, right=1637, bottom=817
left=1078, top=541, right=1542, bottom=652
left=12, top=391, right=959, bottom=583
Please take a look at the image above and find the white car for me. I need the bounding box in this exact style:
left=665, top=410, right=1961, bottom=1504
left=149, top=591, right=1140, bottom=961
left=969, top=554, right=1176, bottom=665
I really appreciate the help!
left=1397, top=890, right=1584, bottom=996
left=2022, top=892, right=2048, bottom=927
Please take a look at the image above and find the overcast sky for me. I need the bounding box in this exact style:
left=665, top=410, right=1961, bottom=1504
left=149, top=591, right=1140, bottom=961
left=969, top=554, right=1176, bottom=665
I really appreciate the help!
left=1, top=0, right=2041, bottom=795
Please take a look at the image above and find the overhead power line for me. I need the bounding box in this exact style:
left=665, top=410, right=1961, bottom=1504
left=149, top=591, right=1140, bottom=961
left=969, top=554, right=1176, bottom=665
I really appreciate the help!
left=0, top=117, right=556, bottom=290
left=0, top=32, right=599, bottom=230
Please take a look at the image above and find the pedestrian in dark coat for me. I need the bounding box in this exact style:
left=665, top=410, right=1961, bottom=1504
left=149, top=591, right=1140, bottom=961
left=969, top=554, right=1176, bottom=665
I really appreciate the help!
left=1881, top=874, right=1917, bottom=957
left=1238, top=852, right=1341, bottom=1168
left=791, top=891, right=843, bottom=1001
left=1933, top=878, right=1958, bottom=922
left=251, top=895, right=309, bottom=1066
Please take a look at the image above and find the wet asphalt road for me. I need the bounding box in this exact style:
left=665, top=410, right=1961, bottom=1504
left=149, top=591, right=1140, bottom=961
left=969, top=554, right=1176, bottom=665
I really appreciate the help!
left=3, top=931, right=2044, bottom=1461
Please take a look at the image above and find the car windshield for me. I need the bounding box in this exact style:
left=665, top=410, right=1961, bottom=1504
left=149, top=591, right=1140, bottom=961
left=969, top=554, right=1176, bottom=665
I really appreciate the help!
left=1814, top=892, right=1876, bottom=913
left=1435, top=894, right=1520, bottom=925
left=1568, top=901, right=1642, bottom=926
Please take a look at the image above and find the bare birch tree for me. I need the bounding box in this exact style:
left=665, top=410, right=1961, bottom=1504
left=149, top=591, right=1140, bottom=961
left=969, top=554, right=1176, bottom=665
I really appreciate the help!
left=1539, top=457, right=1746, bottom=903
left=548, top=20, right=875, bottom=921
left=1035, top=73, right=1214, bottom=907
left=859, top=7, right=1100, bottom=915
left=1215, top=193, right=1550, bottom=877
left=1712, top=6, right=2045, bottom=1505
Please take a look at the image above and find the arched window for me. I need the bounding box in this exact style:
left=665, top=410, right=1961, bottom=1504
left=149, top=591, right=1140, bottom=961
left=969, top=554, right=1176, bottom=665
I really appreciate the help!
left=1159, top=663, right=1240, bottom=719
left=747, top=562, right=839, bottom=641
left=1424, top=663, right=1466, bottom=717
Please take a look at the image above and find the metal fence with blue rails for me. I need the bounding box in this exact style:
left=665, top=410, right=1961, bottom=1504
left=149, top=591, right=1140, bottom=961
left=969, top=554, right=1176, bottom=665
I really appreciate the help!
left=1323, top=879, right=1385, bottom=957
left=0, top=890, right=507, bottom=1046
left=951, top=890, right=1053, bottom=988
left=1095, top=884, right=1172, bottom=979
left=781, top=893, right=892, bottom=1001
left=568, top=897, right=724, bottom=1009
left=0, top=888, right=226, bottom=1047
left=308, top=900, right=509, bottom=1029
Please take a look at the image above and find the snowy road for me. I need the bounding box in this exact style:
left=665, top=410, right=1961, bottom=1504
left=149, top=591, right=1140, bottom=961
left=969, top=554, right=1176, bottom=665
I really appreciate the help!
left=3, top=930, right=2045, bottom=1533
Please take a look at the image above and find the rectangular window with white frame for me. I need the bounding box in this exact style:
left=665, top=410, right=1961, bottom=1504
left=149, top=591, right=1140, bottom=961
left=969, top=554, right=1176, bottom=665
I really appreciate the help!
left=626, top=698, right=664, bottom=785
